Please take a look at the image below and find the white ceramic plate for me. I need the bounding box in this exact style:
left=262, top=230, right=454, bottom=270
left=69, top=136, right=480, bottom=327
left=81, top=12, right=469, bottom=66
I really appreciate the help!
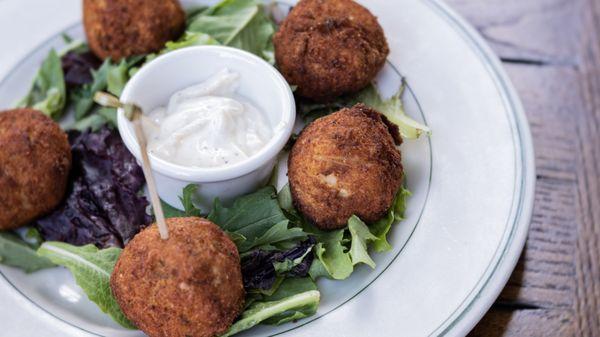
left=0, top=0, right=535, bottom=336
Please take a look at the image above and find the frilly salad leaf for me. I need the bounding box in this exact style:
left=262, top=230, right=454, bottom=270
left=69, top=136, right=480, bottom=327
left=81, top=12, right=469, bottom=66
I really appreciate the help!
left=348, top=216, right=378, bottom=268
left=298, top=83, right=431, bottom=139
left=311, top=229, right=353, bottom=280
left=18, top=49, right=66, bottom=120
left=106, top=59, right=129, bottom=97
left=0, top=231, right=55, bottom=273
left=354, top=84, right=430, bottom=139
left=279, top=184, right=411, bottom=280
left=37, top=242, right=135, bottom=329
left=370, top=186, right=411, bottom=252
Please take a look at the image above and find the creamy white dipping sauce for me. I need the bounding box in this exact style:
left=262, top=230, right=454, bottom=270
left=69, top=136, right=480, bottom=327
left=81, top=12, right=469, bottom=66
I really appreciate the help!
left=142, top=69, right=272, bottom=168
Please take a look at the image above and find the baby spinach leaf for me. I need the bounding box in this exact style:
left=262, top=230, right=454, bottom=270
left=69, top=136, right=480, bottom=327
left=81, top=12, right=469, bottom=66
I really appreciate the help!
left=238, top=220, right=307, bottom=253
left=160, top=185, right=203, bottom=218
left=161, top=200, right=187, bottom=218
left=0, top=232, right=55, bottom=273
left=37, top=242, right=135, bottom=329
left=180, top=184, right=203, bottom=217
left=208, top=186, right=287, bottom=243
left=18, top=49, right=66, bottom=119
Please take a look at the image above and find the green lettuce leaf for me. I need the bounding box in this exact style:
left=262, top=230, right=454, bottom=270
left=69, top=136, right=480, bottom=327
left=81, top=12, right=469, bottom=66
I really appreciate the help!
left=105, top=55, right=146, bottom=97
left=208, top=186, right=288, bottom=245
left=160, top=184, right=203, bottom=218
left=107, top=59, right=128, bottom=97
left=370, top=186, right=411, bottom=252
left=18, top=49, right=66, bottom=119
left=71, top=59, right=111, bottom=120
left=354, top=85, right=430, bottom=139
left=310, top=228, right=353, bottom=280
left=69, top=107, right=117, bottom=132
left=237, top=220, right=307, bottom=253
left=180, top=184, right=204, bottom=217
left=280, top=181, right=411, bottom=279
left=164, top=31, right=220, bottom=52
left=161, top=201, right=187, bottom=218
left=222, top=279, right=320, bottom=336
left=0, top=232, right=55, bottom=273
left=348, top=216, right=377, bottom=268
left=37, top=242, right=135, bottom=329
left=187, top=0, right=276, bottom=63
left=72, top=55, right=142, bottom=122
left=261, top=277, right=318, bottom=325
left=298, top=84, right=430, bottom=139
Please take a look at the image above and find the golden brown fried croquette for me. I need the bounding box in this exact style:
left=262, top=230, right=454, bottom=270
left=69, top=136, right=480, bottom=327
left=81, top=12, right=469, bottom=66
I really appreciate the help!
left=83, top=0, right=186, bottom=61
left=273, top=0, right=389, bottom=102
left=288, top=104, right=403, bottom=230
left=0, top=109, right=71, bottom=230
left=111, top=217, right=245, bottom=337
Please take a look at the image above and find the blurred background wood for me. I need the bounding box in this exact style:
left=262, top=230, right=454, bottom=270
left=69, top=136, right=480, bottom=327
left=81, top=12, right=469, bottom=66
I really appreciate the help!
left=444, top=0, right=600, bottom=335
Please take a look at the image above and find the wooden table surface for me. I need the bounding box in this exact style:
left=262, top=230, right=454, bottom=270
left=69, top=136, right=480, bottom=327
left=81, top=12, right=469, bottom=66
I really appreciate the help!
left=441, top=0, right=600, bottom=335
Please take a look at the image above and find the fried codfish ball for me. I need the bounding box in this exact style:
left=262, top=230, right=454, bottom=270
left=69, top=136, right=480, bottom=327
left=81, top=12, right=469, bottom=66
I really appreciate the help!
left=273, top=0, right=389, bottom=102
left=83, top=0, right=186, bottom=61
left=288, top=104, right=403, bottom=230
left=0, top=109, right=71, bottom=230
left=111, top=217, right=245, bottom=337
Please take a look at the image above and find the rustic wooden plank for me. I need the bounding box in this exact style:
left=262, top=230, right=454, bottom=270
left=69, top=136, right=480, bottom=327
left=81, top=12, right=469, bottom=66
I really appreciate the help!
left=461, top=63, right=584, bottom=337
left=572, top=0, right=600, bottom=333
left=446, top=0, right=600, bottom=335
left=494, top=64, right=580, bottom=310
left=448, top=0, right=582, bottom=65
left=469, top=308, right=575, bottom=337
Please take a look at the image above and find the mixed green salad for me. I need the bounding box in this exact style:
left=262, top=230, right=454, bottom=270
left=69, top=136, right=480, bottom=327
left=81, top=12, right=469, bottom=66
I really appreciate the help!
left=0, top=0, right=429, bottom=335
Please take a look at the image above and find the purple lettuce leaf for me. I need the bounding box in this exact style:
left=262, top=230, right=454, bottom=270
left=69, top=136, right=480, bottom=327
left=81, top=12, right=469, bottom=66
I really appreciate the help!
left=36, top=127, right=151, bottom=248
left=61, top=51, right=102, bottom=88
left=241, top=237, right=316, bottom=291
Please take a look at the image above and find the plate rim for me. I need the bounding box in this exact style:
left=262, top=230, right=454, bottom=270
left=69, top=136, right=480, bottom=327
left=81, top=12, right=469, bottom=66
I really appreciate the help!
left=424, top=0, right=535, bottom=336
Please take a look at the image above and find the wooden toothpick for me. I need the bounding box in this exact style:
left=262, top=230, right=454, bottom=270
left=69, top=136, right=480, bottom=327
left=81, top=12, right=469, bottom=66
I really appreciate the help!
left=94, top=92, right=169, bottom=240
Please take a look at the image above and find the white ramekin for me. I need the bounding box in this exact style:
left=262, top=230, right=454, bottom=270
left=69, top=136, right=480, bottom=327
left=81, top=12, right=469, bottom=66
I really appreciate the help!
left=117, top=46, right=295, bottom=210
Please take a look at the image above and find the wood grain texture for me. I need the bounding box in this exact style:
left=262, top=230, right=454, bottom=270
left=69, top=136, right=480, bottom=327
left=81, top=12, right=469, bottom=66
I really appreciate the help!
left=444, top=0, right=600, bottom=335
